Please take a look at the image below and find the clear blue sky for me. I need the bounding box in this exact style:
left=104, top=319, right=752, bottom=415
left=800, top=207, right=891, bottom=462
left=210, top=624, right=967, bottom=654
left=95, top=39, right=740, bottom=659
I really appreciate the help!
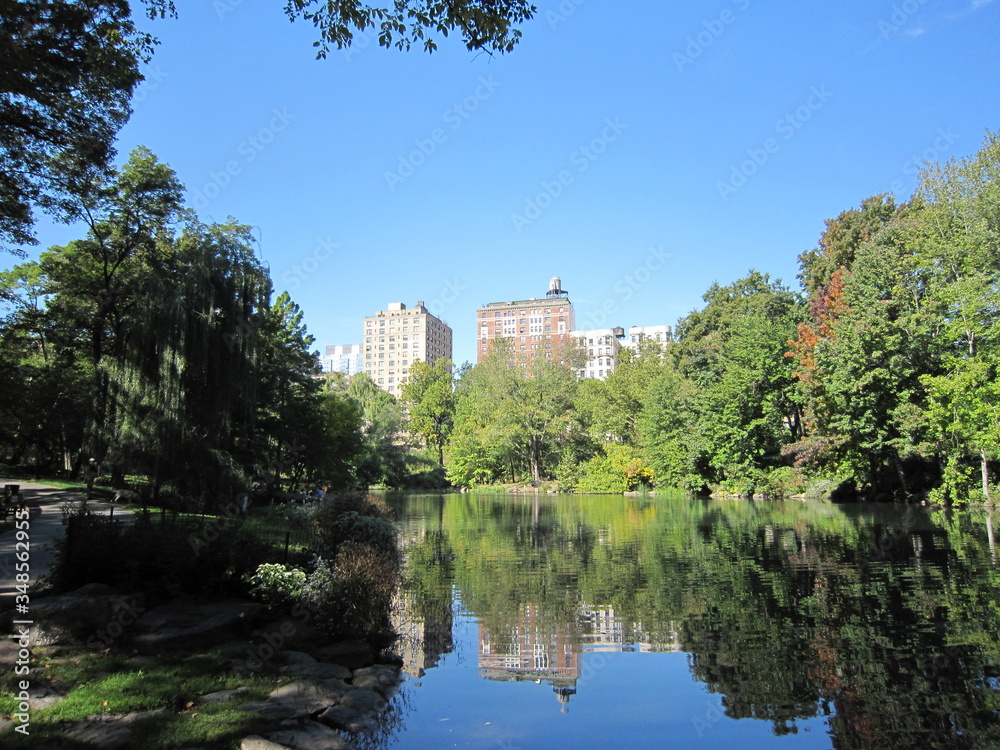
left=23, top=0, right=1000, bottom=367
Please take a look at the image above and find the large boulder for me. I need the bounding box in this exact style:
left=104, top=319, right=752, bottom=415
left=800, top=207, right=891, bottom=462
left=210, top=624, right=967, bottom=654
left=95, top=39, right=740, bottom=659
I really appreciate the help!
left=239, top=678, right=352, bottom=720
left=268, top=720, right=349, bottom=749
left=310, top=641, right=374, bottom=670
left=18, top=584, right=145, bottom=647
left=351, top=664, right=404, bottom=697
left=133, top=599, right=264, bottom=651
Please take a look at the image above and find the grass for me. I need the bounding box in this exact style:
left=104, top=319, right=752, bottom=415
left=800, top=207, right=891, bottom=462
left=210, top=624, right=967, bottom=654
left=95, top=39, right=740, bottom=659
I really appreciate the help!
left=0, top=647, right=288, bottom=749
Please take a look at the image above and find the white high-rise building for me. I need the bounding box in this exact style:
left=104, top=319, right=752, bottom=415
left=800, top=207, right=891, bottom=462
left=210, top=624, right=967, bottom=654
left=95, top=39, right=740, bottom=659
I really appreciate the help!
left=623, top=325, right=672, bottom=351
left=570, top=327, right=625, bottom=380
left=569, top=325, right=673, bottom=380
left=322, top=344, right=365, bottom=377
left=363, top=302, right=453, bottom=396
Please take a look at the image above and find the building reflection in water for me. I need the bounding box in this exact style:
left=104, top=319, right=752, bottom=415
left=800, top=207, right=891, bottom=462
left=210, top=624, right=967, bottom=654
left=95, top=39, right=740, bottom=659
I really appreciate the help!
left=472, top=602, right=682, bottom=713
left=391, top=587, right=454, bottom=684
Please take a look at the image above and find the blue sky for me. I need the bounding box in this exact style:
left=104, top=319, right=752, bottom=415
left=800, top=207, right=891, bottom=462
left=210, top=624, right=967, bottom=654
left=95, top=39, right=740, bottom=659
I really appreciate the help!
left=22, top=0, right=1000, bottom=366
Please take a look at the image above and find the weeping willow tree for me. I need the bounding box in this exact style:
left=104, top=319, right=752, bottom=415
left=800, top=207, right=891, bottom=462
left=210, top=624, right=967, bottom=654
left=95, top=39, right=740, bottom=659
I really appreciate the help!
left=99, top=220, right=271, bottom=507
left=9, top=147, right=356, bottom=502
left=35, top=149, right=277, bottom=506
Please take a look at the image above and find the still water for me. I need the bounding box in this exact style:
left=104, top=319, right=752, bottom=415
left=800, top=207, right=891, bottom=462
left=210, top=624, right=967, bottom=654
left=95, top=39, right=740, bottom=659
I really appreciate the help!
left=367, top=493, right=999, bottom=749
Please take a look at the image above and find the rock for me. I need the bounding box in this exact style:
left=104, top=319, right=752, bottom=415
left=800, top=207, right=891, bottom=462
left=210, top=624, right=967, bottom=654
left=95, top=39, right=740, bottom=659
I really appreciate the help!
left=238, top=702, right=302, bottom=722
left=278, top=650, right=317, bottom=666
left=261, top=678, right=352, bottom=717
left=311, top=641, right=373, bottom=670
left=29, top=587, right=145, bottom=646
left=64, top=710, right=162, bottom=748
left=316, top=704, right=377, bottom=733
left=351, top=664, right=403, bottom=697
left=279, top=661, right=352, bottom=680
left=241, top=737, right=291, bottom=750
left=269, top=720, right=349, bottom=749
left=339, top=687, right=387, bottom=713
left=252, top=617, right=324, bottom=650
left=197, top=687, right=252, bottom=705
left=27, top=686, right=64, bottom=710
left=382, top=651, right=405, bottom=668
left=133, top=599, right=263, bottom=650
left=0, top=639, right=21, bottom=668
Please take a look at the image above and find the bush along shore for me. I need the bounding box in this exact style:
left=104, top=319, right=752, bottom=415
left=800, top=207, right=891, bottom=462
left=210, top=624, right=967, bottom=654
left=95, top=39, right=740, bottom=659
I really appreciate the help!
left=0, top=492, right=405, bottom=749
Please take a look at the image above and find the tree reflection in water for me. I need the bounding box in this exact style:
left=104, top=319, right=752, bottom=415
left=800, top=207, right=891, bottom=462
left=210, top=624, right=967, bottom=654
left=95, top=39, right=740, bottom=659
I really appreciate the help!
left=375, top=494, right=1000, bottom=749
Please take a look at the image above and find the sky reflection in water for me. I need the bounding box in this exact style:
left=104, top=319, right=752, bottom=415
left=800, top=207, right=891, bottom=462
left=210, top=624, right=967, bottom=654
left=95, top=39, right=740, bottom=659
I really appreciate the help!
left=366, top=493, right=1000, bottom=750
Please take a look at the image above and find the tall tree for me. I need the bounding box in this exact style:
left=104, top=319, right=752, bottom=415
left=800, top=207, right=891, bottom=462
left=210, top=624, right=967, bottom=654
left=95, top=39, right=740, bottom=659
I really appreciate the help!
left=0, top=0, right=174, bottom=253
left=667, top=271, right=805, bottom=493
left=401, top=358, right=455, bottom=466
left=915, top=132, right=1000, bottom=503
left=448, top=344, right=580, bottom=486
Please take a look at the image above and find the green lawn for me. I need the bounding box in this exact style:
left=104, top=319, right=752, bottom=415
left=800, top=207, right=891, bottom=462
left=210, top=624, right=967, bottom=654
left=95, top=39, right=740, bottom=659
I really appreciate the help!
left=0, top=646, right=288, bottom=749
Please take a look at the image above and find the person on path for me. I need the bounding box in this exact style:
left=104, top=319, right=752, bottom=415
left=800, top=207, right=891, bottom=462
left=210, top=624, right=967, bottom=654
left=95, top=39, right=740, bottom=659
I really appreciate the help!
left=83, top=458, right=98, bottom=499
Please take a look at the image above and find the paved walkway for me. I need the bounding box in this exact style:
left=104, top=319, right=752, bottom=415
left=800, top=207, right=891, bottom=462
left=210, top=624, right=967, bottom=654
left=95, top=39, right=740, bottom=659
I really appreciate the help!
left=0, top=479, right=129, bottom=603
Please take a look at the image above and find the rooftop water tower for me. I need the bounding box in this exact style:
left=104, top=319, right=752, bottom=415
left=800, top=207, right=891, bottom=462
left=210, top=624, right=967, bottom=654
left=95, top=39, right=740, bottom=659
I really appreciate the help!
left=546, top=276, right=568, bottom=298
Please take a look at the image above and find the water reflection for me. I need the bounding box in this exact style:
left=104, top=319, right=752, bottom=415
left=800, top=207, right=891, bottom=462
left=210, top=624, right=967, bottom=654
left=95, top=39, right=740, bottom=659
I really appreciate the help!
left=385, top=493, right=1000, bottom=748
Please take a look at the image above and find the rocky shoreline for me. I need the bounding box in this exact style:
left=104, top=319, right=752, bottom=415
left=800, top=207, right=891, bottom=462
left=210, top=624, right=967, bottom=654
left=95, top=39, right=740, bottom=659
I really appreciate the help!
left=1, top=585, right=405, bottom=749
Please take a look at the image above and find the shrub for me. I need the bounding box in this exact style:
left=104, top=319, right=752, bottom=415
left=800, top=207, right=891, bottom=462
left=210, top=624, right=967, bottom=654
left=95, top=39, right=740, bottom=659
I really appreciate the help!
left=246, top=563, right=307, bottom=611
left=315, top=491, right=394, bottom=525
left=316, top=511, right=399, bottom=562
left=300, top=542, right=399, bottom=640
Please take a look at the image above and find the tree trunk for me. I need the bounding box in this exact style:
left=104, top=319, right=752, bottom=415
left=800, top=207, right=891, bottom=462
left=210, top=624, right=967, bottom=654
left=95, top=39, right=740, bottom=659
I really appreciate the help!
left=529, top=434, right=541, bottom=483
left=981, top=448, right=992, bottom=505
left=892, top=452, right=910, bottom=499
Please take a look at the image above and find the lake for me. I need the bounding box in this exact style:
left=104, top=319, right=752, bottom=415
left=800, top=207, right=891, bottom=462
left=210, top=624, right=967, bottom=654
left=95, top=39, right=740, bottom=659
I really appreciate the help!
left=364, top=493, right=1000, bottom=749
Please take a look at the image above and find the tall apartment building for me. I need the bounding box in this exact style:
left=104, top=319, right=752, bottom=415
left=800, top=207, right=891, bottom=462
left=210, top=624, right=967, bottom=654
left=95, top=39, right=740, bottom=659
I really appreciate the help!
left=321, top=344, right=365, bottom=377
left=571, top=327, right=625, bottom=380
left=476, top=277, right=576, bottom=370
left=570, top=324, right=673, bottom=380
left=623, top=325, right=672, bottom=351
left=363, top=301, right=453, bottom=396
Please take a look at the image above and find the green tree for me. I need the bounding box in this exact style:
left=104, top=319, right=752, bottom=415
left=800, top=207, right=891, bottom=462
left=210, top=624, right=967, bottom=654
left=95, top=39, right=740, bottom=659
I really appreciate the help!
left=348, top=372, right=410, bottom=487
left=401, top=358, right=455, bottom=466
left=448, top=344, right=581, bottom=486
left=0, top=0, right=174, bottom=253
left=282, top=0, right=536, bottom=57
left=915, top=132, right=1000, bottom=503
left=667, top=271, right=805, bottom=493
